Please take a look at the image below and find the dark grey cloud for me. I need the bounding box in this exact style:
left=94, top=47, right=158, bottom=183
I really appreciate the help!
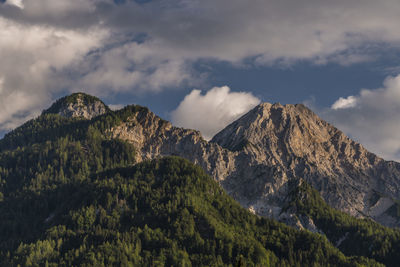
left=4, top=0, right=400, bottom=62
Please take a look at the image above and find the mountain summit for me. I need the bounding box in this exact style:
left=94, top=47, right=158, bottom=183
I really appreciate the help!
left=211, top=102, right=400, bottom=225
left=43, top=92, right=110, bottom=119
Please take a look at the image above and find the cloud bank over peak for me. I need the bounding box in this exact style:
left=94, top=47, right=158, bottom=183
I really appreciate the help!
left=325, top=75, right=400, bottom=161
left=172, top=86, right=260, bottom=140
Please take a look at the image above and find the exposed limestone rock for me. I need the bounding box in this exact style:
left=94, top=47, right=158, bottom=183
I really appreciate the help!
left=278, top=212, right=323, bottom=234
left=58, top=100, right=107, bottom=119
left=108, top=102, right=400, bottom=227
left=369, top=197, right=394, bottom=218
left=44, top=92, right=108, bottom=119
left=110, top=107, right=237, bottom=181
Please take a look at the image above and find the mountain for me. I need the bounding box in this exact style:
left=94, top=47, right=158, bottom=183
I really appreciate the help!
left=211, top=103, right=400, bottom=226
left=5, top=94, right=400, bottom=229
left=106, top=100, right=400, bottom=227
left=1, top=93, right=400, bottom=265
left=0, top=100, right=379, bottom=266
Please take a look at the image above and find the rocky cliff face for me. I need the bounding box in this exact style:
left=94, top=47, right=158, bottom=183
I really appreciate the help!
left=212, top=103, right=400, bottom=220
left=107, top=102, right=400, bottom=227
left=58, top=100, right=107, bottom=119
left=110, top=107, right=237, bottom=181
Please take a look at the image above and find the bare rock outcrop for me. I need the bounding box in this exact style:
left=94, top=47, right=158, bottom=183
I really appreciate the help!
left=44, top=92, right=109, bottom=119
left=110, top=107, right=237, bottom=181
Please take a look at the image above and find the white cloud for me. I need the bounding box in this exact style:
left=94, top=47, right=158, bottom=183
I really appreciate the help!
left=324, top=75, right=400, bottom=161
left=331, top=96, right=358, bottom=109
left=0, top=16, right=105, bottom=131
left=172, top=86, right=260, bottom=140
left=72, top=40, right=196, bottom=96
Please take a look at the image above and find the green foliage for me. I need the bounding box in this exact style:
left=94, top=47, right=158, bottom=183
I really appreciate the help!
left=285, top=180, right=400, bottom=266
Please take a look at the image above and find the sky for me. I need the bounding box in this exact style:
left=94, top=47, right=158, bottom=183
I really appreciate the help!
left=2, top=0, right=400, bottom=161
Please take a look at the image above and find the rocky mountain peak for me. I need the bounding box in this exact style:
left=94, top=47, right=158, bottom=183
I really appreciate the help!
left=212, top=102, right=329, bottom=150
left=212, top=102, right=377, bottom=167
left=209, top=102, right=400, bottom=225
left=43, top=92, right=109, bottom=119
